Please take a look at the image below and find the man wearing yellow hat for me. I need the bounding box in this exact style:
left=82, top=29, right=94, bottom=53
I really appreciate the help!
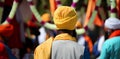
left=34, top=6, right=85, bottom=59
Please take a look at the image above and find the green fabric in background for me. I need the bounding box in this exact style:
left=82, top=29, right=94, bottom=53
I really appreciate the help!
left=0, top=7, right=3, bottom=24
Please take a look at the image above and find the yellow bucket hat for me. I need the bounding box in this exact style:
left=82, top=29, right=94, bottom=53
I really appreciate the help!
left=53, top=6, right=77, bottom=30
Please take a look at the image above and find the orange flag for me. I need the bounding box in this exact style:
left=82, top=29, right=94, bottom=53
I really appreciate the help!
left=84, top=0, right=103, bottom=27
left=116, top=0, right=120, bottom=18
left=84, top=0, right=95, bottom=27
left=49, top=0, right=57, bottom=16
left=94, top=15, right=103, bottom=27
left=84, top=34, right=93, bottom=53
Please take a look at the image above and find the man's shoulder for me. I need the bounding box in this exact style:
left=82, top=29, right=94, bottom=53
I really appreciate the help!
left=103, top=36, right=120, bottom=48
left=35, top=37, right=54, bottom=51
left=105, top=36, right=120, bottom=44
left=53, top=40, right=85, bottom=50
left=52, top=40, right=85, bottom=55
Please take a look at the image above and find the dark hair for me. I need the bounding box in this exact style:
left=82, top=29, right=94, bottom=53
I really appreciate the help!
left=105, top=29, right=115, bottom=39
left=29, top=27, right=40, bottom=36
left=57, top=29, right=77, bottom=38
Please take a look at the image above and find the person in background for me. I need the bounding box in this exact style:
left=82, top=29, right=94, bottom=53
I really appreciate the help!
left=34, top=6, right=87, bottom=59
left=0, top=24, right=16, bottom=59
left=100, top=17, right=120, bottom=59
left=76, top=20, right=91, bottom=59
left=38, top=13, right=51, bottom=44
left=22, top=29, right=34, bottom=59
left=26, top=15, right=40, bottom=50
left=92, top=27, right=105, bottom=59
left=38, top=13, right=57, bottom=44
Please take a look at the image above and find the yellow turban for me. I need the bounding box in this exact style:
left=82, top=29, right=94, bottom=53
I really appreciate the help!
left=53, top=6, right=77, bottom=30
left=41, top=13, right=50, bottom=22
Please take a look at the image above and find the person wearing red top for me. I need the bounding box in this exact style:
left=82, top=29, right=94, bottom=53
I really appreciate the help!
left=0, top=24, right=16, bottom=59
left=0, top=41, right=9, bottom=59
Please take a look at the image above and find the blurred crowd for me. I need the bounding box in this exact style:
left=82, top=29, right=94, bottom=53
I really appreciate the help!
left=0, top=0, right=120, bottom=59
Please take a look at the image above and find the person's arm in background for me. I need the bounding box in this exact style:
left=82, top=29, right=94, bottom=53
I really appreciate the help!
left=82, top=47, right=90, bottom=59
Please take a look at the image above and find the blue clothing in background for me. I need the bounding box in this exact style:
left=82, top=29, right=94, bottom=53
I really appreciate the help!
left=100, top=36, right=120, bottom=59
left=93, top=40, right=100, bottom=58
left=83, top=47, right=90, bottom=59
left=5, top=45, right=17, bottom=59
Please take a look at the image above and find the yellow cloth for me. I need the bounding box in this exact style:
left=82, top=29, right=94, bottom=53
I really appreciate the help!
left=34, top=33, right=76, bottom=59
left=76, top=20, right=82, bottom=28
left=53, top=6, right=77, bottom=30
left=41, top=13, right=50, bottom=22
left=34, top=37, right=54, bottom=59
left=54, top=33, right=76, bottom=41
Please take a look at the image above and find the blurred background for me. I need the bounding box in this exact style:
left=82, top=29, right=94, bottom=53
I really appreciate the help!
left=0, top=0, right=120, bottom=59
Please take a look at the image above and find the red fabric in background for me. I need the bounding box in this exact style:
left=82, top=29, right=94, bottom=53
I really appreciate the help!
left=109, top=30, right=120, bottom=39
left=116, top=0, right=120, bottom=18
left=0, top=24, right=13, bottom=37
left=5, top=0, right=14, bottom=6
left=0, top=43, right=9, bottom=59
left=8, top=17, right=23, bottom=49
left=0, top=2, right=4, bottom=7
